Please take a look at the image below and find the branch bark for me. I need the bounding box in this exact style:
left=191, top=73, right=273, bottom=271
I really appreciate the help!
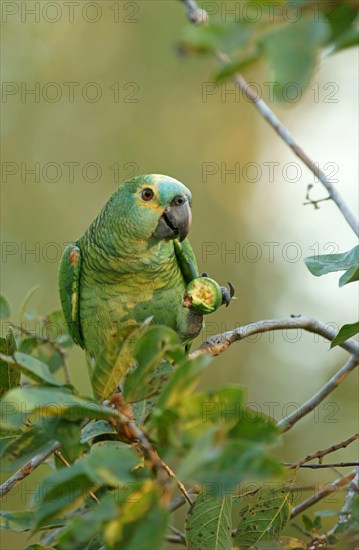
left=288, top=433, right=359, bottom=469
left=290, top=470, right=356, bottom=519
left=278, top=354, right=359, bottom=432
left=227, top=67, right=359, bottom=237
left=179, top=0, right=358, bottom=236
left=0, top=441, right=60, bottom=499
left=180, top=0, right=208, bottom=24
left=292, top=462, right=359, bottom=470
left=190, top=316, right=359, bottom=433
left=191, top=315, right=359, bottom=358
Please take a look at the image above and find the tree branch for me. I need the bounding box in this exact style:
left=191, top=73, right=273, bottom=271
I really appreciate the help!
left=277, top=354, right=359, bottom=432
left=0, top=441, right=60, bottom=499
left=190, top=316, right=359, bottom=433
left=179, top=0, right=358, bottom=236
left=191, top=315, right=359, bottom=358
left=288, top=433, right=359, bottom=469
left=285, top=462, right=359, bottom=469
left=290, top=469, right=356, bottom=519
left=228, top=68, right=359, bottom=237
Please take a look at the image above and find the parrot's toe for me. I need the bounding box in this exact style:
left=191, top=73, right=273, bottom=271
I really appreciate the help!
left=220, top=282, right=235, bottom=307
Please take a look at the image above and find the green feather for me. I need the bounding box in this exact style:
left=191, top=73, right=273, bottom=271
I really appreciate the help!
left=58, top=244, right=84, bottom=348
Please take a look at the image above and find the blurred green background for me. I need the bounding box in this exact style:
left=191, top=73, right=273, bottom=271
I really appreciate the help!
left=1, top=1, right=358, bottom=548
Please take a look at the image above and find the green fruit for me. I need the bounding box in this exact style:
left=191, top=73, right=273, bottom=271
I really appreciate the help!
left=184, top=277, right=222, bottom=314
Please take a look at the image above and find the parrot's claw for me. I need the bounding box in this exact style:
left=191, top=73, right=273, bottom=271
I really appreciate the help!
left=220, top=282, right=235, bottom=307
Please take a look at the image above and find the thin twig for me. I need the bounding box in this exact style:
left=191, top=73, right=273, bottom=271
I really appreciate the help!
left=168, top=487, right=200, bottom=513
left=166, top=534, right=187, bottom=545
left=190, top=316, right=359, bottom=433
left=180, top=0, right=208, bottom=24
left=156, top=453, right=193, bottom=505
left=11, top=322, right=71, bottom=384
left=290, top=470, right=356, bottom=519
left=191, top=315, right=359, bottom=358
left=285, top=462, right=359, bottom=469
left=288, top=433, right=359, bottom=469
left=168, top=525, right=187, bottom=544
left=303, top=184, right=331, bottom=210
left=190, top=315, right=359, bottom=432
left=0, top=442, right=60, bottom=499
left=54, top=449, right=100, bottom=504
left=278, top=354, right=359, bottom=432
left=179, top=0, right=359, bottom=236
left=216, top=52, right=359, bottom=237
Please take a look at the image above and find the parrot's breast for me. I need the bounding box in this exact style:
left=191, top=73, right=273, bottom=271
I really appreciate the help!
left=79, top=244, right=186, bottom=357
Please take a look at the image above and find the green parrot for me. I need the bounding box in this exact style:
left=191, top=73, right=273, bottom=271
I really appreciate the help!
left=59, top=174, right=233, bottom=358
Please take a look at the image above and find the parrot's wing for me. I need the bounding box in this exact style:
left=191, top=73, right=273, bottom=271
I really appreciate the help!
left=58, top=244, right=84, bottom=348
left=173, top=238, right=199, bottom=284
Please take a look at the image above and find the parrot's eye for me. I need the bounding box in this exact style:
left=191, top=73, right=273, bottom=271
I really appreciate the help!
left=141, top=188, right=154, bottom=202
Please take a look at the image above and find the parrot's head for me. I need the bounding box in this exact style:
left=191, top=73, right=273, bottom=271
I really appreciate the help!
left=106, top=174, right=192, bottom=244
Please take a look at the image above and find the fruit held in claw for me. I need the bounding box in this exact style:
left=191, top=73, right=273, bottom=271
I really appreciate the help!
left=184, top=277, right=222, bottom=314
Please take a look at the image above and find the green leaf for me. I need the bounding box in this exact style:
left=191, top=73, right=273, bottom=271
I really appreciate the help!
left=28, top=342, right=66, bottom=374
left=116, top=505, right=168, bottom=550
left=302, top=514, right=313, bottom=531
left=56, top=493, right=118, bottom=548
left=178, top=426, right=282, bottom=488
left=0, top=510, right=34, bottom=532
left=325, top=1, right=358, bottom=43
left=102, top=482, right=168, bottom=550
left=0, top=386, right=122, bottom=429
left=80, top=419, right=116, bottom=443
left=35, top=444, right=140, bottom=528
left=155, top=354, right=212, bottom=410
left=179, top=385, right=246, bottom=444
left=186, top=492, right=232, bottom=550
left=339, top=265, right=359, bottom=287
left=43, top=309, right=73, bottom=347
left=332, top=26, right=359, bottom=53
left=24, top=545, right=56, bottom=550
left=1, top=417, right=81, bottom=472
left=0, top=425, right=55, bottom=471
left=215, top=50, right=260, bottom=82
left=331, top=321, right=359, bottom=348
left=91, top=323, right=148, bottom=401
left=124, top=325, right=180, bottom=402
left=12, top=351, right=63, bottom=386
left=0, top=295, right=11, bottom=320
left=233, top=485, right=292, bottom=548
left=304, top=245, right=359, bottom=277
left=260, top=16, right=330, bottom=101
left=131, top=360, right=174, bottom=426
left=181, top=21, right=252, bottom=55
left=0, top=328, right=20, bottom=398
left=0, top=510, right=64, bottom=533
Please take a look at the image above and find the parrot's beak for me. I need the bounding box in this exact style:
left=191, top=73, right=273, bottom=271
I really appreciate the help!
left=154, top=195, right=192, bottom=242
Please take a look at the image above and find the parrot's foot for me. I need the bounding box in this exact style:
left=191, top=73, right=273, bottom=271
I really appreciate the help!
left=220, top=281, right=235, bottom=307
